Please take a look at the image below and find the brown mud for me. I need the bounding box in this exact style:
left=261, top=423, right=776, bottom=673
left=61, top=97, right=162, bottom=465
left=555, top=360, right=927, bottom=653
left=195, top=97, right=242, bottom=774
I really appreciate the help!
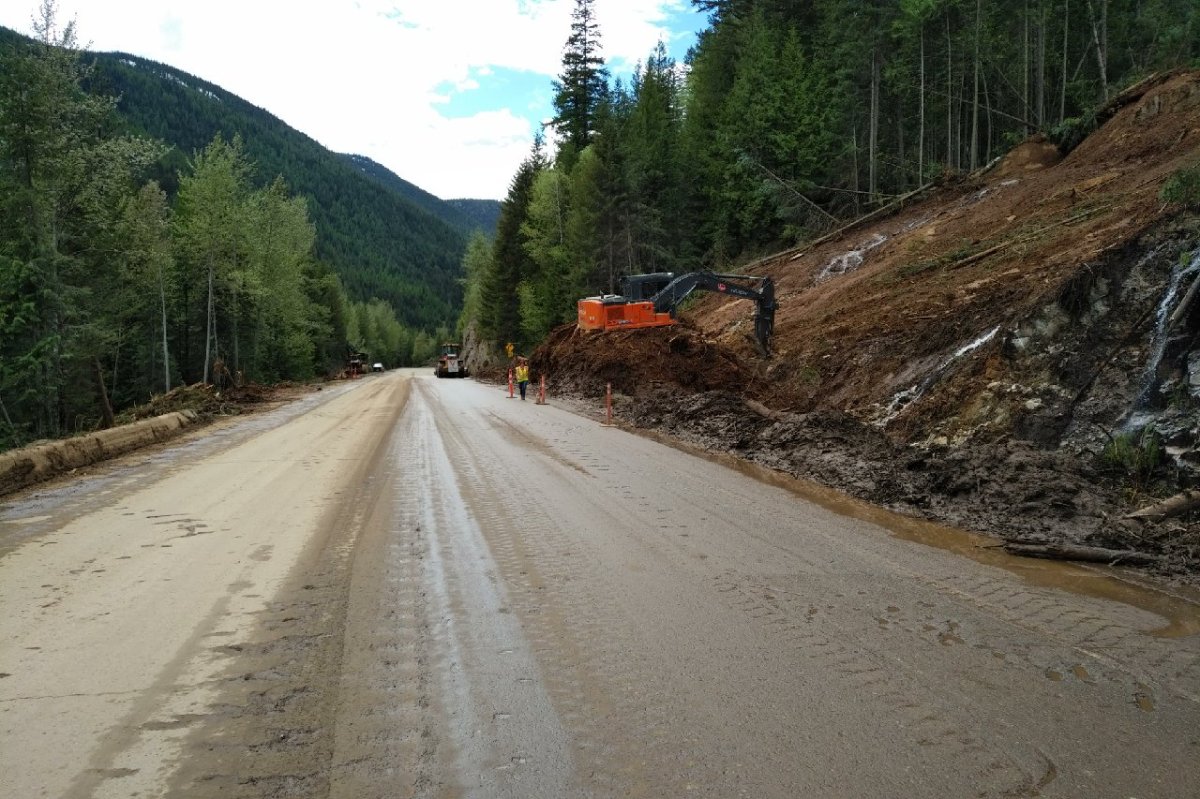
left=532, top=71, right=1200, bottom=579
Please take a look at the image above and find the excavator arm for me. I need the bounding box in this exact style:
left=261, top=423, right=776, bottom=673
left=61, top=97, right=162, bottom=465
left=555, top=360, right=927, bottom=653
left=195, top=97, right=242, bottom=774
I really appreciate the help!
left=650, top=272, right=776, bottom=355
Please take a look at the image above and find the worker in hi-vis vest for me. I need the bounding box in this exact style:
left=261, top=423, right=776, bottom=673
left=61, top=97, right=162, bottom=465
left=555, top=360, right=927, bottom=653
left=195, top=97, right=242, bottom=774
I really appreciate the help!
left=515, top=358, right=530, bottom=401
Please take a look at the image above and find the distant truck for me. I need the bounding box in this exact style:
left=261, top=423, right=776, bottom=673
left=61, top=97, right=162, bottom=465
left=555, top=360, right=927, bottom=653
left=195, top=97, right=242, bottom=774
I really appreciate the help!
left=435, top=343, right=468, bottom=378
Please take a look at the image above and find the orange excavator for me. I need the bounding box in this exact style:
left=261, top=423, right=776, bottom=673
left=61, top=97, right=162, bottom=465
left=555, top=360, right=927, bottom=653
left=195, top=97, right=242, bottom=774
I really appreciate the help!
left=577, top=271, right=776, bottom=355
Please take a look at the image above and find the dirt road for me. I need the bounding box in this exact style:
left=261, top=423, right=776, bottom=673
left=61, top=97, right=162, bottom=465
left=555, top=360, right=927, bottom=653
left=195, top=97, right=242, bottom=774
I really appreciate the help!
left=2, top=370, right=1198, bottom=798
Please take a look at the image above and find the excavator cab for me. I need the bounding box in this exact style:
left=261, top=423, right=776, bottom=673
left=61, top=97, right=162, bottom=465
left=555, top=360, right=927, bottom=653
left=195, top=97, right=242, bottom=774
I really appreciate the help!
left=620, top=272, right=675, bottom=301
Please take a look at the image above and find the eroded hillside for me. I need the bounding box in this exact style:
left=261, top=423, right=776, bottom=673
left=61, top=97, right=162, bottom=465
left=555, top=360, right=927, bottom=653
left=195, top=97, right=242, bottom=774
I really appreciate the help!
left=535, top=70, right=1200, bottom=575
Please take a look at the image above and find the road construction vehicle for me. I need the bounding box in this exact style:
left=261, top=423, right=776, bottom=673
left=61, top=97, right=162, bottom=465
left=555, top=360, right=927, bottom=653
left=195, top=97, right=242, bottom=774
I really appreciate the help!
left=435, top=342, right=468, bottom=378
left=577, top=271, right=776, bottom=355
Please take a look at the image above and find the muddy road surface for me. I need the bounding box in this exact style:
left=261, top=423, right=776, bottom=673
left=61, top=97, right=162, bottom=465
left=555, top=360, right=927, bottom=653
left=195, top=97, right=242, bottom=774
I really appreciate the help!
left=2, top=370, right=1198, bottom=798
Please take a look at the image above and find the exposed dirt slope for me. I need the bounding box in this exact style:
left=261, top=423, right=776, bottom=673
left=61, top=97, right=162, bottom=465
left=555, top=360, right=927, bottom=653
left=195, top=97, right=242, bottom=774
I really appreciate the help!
left=534, top=71, right=1200, bottom=576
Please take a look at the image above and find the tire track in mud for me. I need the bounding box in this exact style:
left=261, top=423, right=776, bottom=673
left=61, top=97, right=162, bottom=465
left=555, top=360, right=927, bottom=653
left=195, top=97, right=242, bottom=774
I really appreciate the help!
left=428, top=385, right=1035, bottom=797
left=400, top=382, right=577, bottom=798
left=578, top=465, right=1044, bottom=797
left=899, top=570, right=1200, bottom=706
left=438, top=383, right=1200, bottom=797
left=324, top=415, right=452, bottom=799
left=422, top=381, right=701, bottom=798
left=158, top=377, right=419, bottom=799
left=705, top=552, right=1200, bottom=797
left=706, top=570, right=1045, bottom=797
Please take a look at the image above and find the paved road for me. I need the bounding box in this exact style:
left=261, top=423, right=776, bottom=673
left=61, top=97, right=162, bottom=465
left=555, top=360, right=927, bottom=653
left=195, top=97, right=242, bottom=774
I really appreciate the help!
left=2, top=370, right=1198, bottom=798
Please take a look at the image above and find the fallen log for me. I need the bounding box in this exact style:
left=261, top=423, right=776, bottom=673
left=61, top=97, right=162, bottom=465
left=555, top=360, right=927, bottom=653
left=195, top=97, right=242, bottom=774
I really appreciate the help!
left=1168, top=272, right=1198, bottom=329
left=1002, top=542, right=1165, bottom=567
left=1125, top=489, right=1200, bottom=521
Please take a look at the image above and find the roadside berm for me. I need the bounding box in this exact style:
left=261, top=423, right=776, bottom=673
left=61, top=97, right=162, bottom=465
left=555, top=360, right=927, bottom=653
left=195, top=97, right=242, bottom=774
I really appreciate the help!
left=0, top=410, right=197, bottom=495
left=0, top=382, right=291, bottom=497
left=534, top=70, right=1200, bottom=578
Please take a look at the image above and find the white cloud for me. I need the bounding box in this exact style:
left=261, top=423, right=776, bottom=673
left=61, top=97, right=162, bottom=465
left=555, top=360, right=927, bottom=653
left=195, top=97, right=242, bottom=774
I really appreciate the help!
left=0, top=0, right=695, bottom=199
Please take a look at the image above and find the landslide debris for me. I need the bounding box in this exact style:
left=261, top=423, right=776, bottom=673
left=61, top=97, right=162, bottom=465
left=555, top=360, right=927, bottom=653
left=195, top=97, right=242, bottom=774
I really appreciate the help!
left=118, top=382, right=294, bottom=423
left=533, top=70, right=1200, bottom=577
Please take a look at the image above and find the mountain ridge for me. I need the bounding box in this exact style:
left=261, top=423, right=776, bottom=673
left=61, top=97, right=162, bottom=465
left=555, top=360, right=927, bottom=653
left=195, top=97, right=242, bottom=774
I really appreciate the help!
left=6, top=28, right=489, bottom=331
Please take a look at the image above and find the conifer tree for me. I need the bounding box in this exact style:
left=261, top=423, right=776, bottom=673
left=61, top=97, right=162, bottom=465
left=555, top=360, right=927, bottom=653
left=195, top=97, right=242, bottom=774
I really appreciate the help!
left=623, top=42, right=684, bottom=274
left=519, top=167, right=575, bottom=341
left=481, top=138, right=546, bottom=347
left=0, top=2, right=161, bottom=437
left=552, top=0, right=610, bottom=166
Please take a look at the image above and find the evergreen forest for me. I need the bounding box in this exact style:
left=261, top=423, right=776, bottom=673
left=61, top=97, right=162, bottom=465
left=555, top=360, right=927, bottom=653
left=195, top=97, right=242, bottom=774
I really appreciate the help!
left=0, top=8, right=496, bottom=451
left=463, top=0, right=1200, bottom=352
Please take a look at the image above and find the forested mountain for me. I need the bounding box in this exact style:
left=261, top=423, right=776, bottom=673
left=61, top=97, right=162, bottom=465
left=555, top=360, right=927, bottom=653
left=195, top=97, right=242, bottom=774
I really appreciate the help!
left=462, top=0, right=1200, bottom=353
left=445, top=199, right=502, bottom=236
left=72, top=45, right=469, bottom=331
left=340, top=153, right=499, bottom=237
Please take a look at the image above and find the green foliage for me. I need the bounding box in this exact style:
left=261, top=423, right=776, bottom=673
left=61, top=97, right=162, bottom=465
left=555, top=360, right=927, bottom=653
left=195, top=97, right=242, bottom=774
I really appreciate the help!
left=1160, top=162, right=1200, bottom=209
left=1048, top=113, right=1097, bottom=154
left=519, top=167, right=580, bottom=341
left=411, top=329, right=439, bottom=366
left=456, top=231, right=493, bottom=337
left=347, top=298, right=419, bottom=368
left=1101, top=429, right=1164, bottom=487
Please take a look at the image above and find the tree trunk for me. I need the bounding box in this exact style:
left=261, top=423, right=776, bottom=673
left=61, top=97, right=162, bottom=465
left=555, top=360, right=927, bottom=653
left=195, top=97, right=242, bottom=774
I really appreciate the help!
left=1023, top=1, right=1030, bottom=132
left=93, top=357, right=115, bottom=430
left=983, top=68, right=993, bottom=160
left=232, top=289, right=240, bottom=376
left=897, top=90, right=905, bottom=190
left=1085, top=0, right=1108, bottom=100
left=111, top=329, right=122, bottom=406
left=1036, top=0, right=1046, bottom=127
left=0, top=391, right=17, bottom=443
left=1168, top=273, right=1199, bottom=329
left=919, top=26, right=926, bottom=182
left=851, top=124, right=861, bottom=213
left=158, top=260, right=170, bottom=393
left=970, top=0, right=981, bottom=170
left=1060, top=0, right=1070, bottom=123
left=203, top=255, right=214, bottom=385
left=1125, top=489, right=1200, bottom=521
left=869, top=47, right=880, bottom=200
left=946, top=16, right=954, bottom=169
left=1003, top=542, right=1164, bottom=566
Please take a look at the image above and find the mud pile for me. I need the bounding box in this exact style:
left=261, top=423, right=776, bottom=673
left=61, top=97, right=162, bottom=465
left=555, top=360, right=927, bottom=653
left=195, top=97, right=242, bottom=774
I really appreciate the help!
left=533, top=71, right=1200, bottom=576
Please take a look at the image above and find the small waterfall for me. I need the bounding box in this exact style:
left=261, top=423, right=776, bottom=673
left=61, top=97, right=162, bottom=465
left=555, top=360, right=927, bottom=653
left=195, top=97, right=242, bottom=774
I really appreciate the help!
left=818, top=234, right=887, bottom=282
left=874, top=326, right=1001, bottom=428
left=1125, top=249, right=1200, bottom=425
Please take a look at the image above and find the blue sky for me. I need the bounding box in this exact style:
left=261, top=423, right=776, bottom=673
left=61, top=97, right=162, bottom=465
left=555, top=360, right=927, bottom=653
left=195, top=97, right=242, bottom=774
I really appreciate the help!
left=0, top=1, right=709, bottom=200
left=433, top=5, right=705, bottom=126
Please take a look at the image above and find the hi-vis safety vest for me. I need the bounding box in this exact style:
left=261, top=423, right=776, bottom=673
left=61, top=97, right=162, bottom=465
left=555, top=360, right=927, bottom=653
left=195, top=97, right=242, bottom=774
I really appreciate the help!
left=515, top=365, right=529, bottom=383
